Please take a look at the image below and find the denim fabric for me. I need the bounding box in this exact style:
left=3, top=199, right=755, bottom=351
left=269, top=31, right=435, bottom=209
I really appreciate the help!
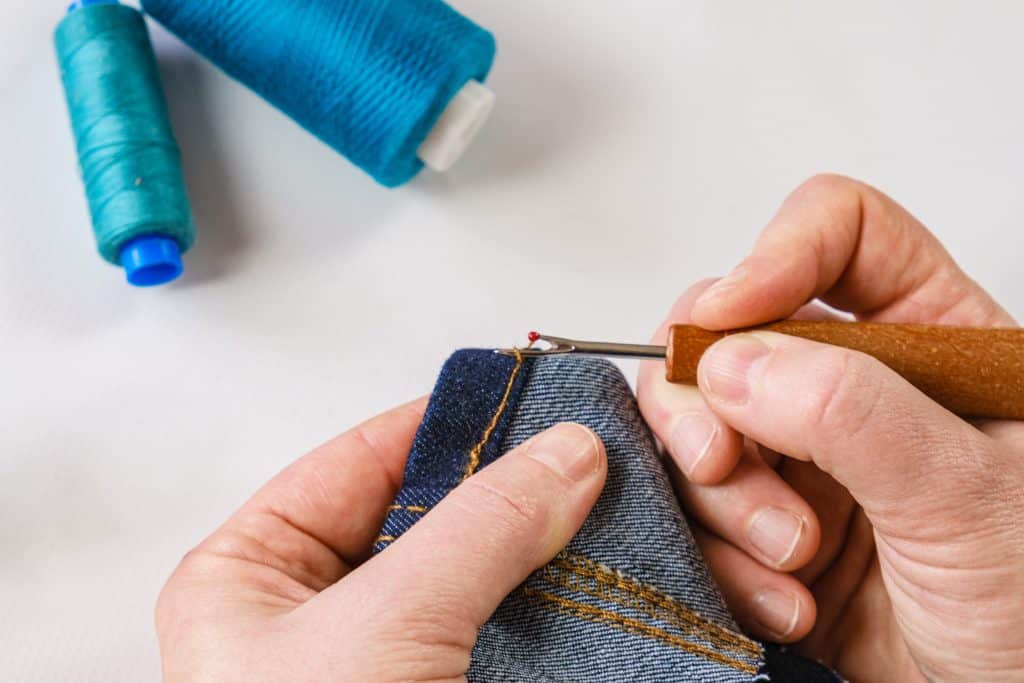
left=376, top=350, right=842, bottom=682
left=374, top=350, right=531, bottom=551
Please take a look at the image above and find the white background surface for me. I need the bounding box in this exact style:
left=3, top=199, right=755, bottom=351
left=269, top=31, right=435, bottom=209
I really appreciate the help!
left=2, top=1, right=1023, bottom=680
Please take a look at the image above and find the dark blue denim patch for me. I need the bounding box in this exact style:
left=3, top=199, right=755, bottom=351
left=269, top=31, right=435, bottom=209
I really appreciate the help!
left=762, top=644, right=844, bottom=682
left=375, top=349, right=842, bottom=682
left=375, top=349, right=532, bottom=551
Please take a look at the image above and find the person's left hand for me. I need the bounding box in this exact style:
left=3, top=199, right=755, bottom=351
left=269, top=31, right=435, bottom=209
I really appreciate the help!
left=156, top=399, right=607, bottom=682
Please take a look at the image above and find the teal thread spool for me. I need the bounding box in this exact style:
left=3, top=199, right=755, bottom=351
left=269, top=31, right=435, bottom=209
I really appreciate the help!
left=141, top=0, right=497, bottom=187
left=55, top=0, right=195, bottom=286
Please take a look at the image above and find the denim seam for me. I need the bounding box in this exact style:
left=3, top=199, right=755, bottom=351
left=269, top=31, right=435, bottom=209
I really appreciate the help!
left=520, top=586, right=760, bottom=675
left=387, top=504, right=429, bottom=513
left=462, top=348, right=525, bottom=479
left=375, top=352, right=531, bottom=554
left=373, top=352, right=803, bottom=680
left=544, top=552, right=761, bottom=660
left=376, top=504, right=430, bottom=545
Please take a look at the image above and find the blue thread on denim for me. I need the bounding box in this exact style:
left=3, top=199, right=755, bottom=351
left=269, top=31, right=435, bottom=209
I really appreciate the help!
left=377, top=350, right=842, bottom=682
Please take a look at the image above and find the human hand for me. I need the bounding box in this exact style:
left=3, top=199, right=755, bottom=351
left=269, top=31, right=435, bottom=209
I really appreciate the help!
left=156, top=400, right=606, bottom=682
left=637, top=175, right=1024, bottom=682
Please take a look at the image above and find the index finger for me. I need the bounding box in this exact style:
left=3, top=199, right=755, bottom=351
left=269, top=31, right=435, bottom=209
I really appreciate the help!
left=239, top=396, right=428, bottom=567
left=157, top=397, right=427, bottom=635
left=691, top=174, right=1015, bottom=329
left=177, top=398, right=426, bottom=595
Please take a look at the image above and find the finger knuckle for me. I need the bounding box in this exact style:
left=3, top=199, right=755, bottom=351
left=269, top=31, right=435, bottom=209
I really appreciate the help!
left=353, top=568, right=481, bottom=650
left=364, top=607, right=476, bottom=677
left=794, top=172, right=856, bottom=200
left=804, top=347, right=882, bottom=443
left=457, top=476, right=546, bottom=533
left=154, top=547, right=204, bottom=633
left=153, top=581, right=179, bottom=634
left=380, top=597, right=478, bottom=649
left=195, top=529, right=285, bottom=576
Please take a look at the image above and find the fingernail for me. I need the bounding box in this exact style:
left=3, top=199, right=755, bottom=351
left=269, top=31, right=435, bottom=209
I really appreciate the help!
left=694, top=266, right=748, bottom=308
left=526, top=423, right=601, bottom=482
left=748, top=507, right=804, bottom=567
left=700, top=335, right=771, bottom=403
left=753, top=589, right=800, bottom=640
left=669, top=412, right=717, bottom=476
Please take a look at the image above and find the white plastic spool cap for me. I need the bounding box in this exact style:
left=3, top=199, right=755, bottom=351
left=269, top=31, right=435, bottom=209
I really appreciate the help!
left=418, top=79, right=495, bottom=172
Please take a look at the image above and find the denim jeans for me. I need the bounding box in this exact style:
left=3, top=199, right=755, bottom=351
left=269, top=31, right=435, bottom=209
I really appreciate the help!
left=375, top=350, right=842, bottom=682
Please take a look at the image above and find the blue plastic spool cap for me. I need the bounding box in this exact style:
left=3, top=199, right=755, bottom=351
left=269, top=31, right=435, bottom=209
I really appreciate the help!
left=118, top=236, right=184, bottom=286
left=67, top=0, right=186, bottom=287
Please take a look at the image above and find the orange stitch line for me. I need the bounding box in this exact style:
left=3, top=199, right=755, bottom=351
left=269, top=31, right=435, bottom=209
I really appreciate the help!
left=462, top=347, right=524, bottom=480
left=547, top=553, right=760, bottom=658
left=386, top=504, right=428, bottom=513
left=375, top=535, right=396, bottom=543
left=556, top=553, right=759, bottom=653
left=521, top=587, right=758, bottom=675
left=540, top=566, right=756, bottom=657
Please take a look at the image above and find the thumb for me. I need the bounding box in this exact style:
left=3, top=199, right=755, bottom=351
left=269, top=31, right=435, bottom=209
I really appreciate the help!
left=338, top=422, right=606, bottom=632
left=695, top=331, right=999, bottom=539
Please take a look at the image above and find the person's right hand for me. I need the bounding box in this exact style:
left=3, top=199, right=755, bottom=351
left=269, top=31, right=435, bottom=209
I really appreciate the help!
left=637, top=175, right=1024, bottom=682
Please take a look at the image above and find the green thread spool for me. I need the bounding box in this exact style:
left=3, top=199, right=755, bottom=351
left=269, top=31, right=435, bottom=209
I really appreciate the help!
left=55, top=0, right=195, bottom=287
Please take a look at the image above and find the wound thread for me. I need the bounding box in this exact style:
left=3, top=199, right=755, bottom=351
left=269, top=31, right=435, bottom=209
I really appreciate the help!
left=55, top=2, right=195, bottom=284
left=140, top=0, right=496, bottom=187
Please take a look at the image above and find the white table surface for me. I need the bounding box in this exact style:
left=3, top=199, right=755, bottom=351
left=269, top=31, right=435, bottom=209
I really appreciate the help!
left=3, top=1, right=1022, bottom=679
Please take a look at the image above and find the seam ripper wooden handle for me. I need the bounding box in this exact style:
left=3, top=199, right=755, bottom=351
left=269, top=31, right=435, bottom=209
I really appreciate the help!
left=666, top=321, right=1024, bottom=420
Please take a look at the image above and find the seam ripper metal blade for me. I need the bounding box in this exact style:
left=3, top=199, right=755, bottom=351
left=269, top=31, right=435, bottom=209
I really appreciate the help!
left=496, top=322, right=1024, bottom=420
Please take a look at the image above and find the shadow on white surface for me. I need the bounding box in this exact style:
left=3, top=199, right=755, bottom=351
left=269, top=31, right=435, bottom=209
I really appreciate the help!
left=159, top=53, right=250, bottom=286
left=418, top=4, right=636, bottom=194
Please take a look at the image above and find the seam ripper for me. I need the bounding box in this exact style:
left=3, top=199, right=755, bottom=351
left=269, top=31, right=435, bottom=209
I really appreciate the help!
left=496, top=321, right=1024, bottom=421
